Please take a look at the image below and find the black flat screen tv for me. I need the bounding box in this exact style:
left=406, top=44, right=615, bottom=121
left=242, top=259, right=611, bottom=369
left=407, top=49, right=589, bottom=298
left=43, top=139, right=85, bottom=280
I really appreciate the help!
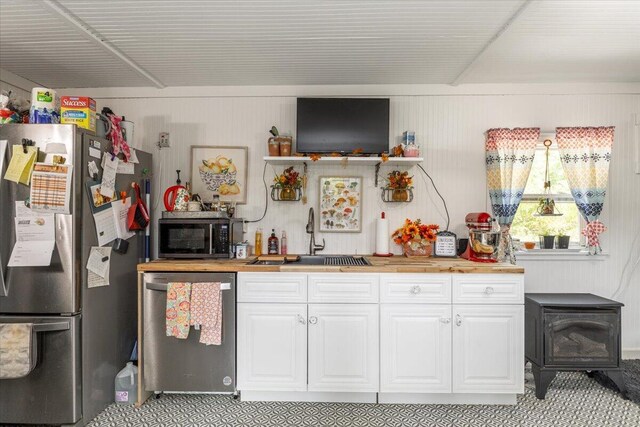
left=296, top=98, right=389, bottom=154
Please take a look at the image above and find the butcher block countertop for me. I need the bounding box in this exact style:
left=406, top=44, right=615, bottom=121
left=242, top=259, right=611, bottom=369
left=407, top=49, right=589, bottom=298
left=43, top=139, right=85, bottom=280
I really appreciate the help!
left=137, top=256, right=524, bottom=274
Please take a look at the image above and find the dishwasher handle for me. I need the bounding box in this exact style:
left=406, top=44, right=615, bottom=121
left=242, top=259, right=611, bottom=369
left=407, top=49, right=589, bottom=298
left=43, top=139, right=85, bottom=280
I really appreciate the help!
left=145, top=282, right=232, bottom=292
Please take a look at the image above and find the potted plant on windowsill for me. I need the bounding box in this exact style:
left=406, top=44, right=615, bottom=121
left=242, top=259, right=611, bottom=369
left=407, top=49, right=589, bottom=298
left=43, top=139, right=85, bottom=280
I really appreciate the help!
left=556, top=232, right=570, bottom=249
left=539, top=232, right=556, bottom=249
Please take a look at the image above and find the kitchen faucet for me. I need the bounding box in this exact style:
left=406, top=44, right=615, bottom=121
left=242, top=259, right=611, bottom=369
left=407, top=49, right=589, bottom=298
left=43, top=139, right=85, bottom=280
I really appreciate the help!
left=306, top=207, right=325, bottom=255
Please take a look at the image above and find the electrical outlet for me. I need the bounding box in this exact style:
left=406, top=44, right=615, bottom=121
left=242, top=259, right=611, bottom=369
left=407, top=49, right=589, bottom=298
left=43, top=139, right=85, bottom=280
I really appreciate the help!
left=158, top=132, right=170, bottom=148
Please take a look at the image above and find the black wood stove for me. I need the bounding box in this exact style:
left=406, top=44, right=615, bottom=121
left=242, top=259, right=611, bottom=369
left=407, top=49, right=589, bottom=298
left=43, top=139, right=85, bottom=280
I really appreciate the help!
left=525, top=293, right=627, bottom=399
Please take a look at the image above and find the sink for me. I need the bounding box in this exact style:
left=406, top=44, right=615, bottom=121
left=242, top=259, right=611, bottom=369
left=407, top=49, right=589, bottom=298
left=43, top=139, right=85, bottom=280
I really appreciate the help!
left=293, top=255, right=371, bottom=266
left=248, top=260, right=285, bottom=265
left=248, top=255, right=371, bottom=266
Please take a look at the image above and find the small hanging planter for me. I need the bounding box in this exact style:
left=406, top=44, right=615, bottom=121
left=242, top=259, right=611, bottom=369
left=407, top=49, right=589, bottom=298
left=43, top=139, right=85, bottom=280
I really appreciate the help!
left=381, top=187, right=414, bottom=203
left=271, top=186, right=302, bottom=202
left=533, top=139, right=563, bottom=217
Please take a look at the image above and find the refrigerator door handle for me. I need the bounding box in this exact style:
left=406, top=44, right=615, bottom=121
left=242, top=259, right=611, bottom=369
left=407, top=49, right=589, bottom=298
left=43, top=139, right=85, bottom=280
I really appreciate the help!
left=33, top=321, right=71, bottom=333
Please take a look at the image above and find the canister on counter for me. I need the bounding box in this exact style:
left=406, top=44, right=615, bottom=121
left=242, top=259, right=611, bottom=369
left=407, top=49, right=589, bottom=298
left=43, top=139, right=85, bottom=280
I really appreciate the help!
left=235, top=242, right=248, bottom=259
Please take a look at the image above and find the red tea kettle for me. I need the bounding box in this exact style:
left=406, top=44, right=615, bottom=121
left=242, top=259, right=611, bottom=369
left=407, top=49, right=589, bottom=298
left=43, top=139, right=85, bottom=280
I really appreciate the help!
left=163, top=185, right=188, bottom=212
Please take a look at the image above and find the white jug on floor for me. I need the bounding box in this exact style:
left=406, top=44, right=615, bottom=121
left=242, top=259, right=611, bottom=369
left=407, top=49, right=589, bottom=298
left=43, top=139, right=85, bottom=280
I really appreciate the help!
left=114, top=362, right=138, bottom=405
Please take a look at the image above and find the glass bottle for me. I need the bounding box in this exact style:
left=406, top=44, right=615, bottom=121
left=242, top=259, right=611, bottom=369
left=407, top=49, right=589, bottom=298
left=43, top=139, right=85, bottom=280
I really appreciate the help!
left=268, top=229, right=279, bottom=254
left=281, top=231, right=288, bottom=255
left=254, top=228, right=263, bottom=256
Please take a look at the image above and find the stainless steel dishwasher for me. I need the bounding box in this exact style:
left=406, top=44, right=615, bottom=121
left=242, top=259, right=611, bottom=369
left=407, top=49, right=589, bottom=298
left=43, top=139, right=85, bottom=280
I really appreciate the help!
left=143, top=272, right=236, bottom=395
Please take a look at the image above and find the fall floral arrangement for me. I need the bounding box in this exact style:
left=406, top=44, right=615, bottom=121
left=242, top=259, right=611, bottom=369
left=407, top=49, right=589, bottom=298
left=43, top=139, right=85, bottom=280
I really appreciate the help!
left=392, top=219, right=439, bottom=256
left=273, top=166, right=302, bottom=189
left=386, top=170, right=413, bottom=189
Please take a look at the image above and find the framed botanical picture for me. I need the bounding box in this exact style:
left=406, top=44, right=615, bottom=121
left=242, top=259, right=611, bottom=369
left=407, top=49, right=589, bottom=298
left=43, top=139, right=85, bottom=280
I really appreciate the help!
left=318, top=176, right=362, bottom=233
left=191, top=146, right=248, bottom=204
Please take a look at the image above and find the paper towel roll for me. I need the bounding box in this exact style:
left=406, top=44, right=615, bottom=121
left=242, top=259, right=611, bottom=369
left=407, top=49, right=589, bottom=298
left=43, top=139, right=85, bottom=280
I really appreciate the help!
left=375, top=213, right=390, bottom=255
left=30, top=87, right=60, bottom=124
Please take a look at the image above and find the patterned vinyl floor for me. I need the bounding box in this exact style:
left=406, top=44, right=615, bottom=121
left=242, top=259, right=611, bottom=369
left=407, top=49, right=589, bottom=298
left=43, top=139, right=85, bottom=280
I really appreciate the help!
left=89, top=368, right=640, bottom=427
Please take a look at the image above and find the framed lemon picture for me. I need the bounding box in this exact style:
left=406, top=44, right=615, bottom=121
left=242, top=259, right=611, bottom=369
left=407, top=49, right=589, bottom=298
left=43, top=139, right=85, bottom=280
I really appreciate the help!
left=318, top=176, right=362, bottom=233
left=190, top=146, right=248, bottom=204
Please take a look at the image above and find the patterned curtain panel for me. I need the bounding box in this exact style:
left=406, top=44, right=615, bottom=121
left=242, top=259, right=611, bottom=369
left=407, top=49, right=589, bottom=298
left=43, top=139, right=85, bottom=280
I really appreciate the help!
left=486, top=128, right=540, bottom=263
left=556, top=126, right=614, bottom=254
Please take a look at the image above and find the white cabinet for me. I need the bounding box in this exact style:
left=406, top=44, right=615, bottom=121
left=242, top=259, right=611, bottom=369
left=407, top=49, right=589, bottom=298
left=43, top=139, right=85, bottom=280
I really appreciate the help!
left=308, top=273, right=379, bottom=303
left=237, top=303, right=307, bottom=391
left=452, top=304, right=524, bottom=393
left=380, top=304, right=452, bottom=393
left=307, top=304, right=379, bottom=392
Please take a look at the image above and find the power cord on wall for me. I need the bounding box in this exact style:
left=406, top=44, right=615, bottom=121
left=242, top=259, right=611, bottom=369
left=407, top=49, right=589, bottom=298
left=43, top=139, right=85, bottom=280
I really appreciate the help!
left=417, top=164, right=450, bottom=231
left=244, top=161, right=269, bottom=223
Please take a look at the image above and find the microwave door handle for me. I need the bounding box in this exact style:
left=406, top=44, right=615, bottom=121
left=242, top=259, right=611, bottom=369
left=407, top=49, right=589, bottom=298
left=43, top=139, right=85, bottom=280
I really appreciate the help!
left=209, top=224, right=213, bottom=254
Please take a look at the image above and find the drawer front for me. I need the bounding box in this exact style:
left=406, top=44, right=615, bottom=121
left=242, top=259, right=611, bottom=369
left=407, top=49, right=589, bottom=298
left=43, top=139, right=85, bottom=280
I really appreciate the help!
left=238, top=272, right=307, bottom=303
left=308, top=274, right=379, bottom=303
left=380, top=274, right=451, bottom=304
left=452, top=274, right=523, bottom=304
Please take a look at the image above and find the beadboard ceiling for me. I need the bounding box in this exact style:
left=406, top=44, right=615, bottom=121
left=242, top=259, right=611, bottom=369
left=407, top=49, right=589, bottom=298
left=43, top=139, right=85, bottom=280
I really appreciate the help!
left=0, top=0, right=639, bottom=88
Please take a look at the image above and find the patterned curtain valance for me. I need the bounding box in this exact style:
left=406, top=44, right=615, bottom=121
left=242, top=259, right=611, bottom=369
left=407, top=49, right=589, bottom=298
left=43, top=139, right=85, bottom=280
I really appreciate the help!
left=486, top=127, right=540, bottom=263
left=556, top=126, right=614, bottom=253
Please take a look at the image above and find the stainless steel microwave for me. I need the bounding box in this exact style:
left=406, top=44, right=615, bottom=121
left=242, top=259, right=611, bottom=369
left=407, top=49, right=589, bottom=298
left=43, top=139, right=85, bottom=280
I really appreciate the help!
left=158, top=217, right=244, bottom=259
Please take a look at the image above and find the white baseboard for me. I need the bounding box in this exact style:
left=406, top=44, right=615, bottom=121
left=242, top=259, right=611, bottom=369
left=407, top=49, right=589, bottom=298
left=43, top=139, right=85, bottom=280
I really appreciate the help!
left=622, top=348, right=640, bottom=359
left=240, top=391, right=377, bottom=403
left=378, top=393, right=517, bottom=405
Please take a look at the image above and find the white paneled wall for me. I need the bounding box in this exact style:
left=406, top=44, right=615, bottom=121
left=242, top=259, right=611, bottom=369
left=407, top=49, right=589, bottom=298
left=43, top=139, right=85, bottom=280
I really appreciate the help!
left=83, top=90, right=639, bottom=352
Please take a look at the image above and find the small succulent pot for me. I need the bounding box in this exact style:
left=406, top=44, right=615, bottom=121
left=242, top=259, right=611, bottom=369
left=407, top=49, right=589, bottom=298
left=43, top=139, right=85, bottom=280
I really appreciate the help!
left=539, top=235, right=556, bottom=249
left=556, top=235, right=570, bottom=249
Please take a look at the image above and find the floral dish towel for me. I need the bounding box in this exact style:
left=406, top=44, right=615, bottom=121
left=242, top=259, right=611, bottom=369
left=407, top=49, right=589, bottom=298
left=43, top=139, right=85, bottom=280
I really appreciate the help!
left=166, top=282, right=191, bottom=339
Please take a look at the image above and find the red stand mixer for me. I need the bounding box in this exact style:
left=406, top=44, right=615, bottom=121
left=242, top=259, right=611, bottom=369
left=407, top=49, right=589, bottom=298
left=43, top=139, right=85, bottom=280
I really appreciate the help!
left=460, top=212, right=501, bottom=263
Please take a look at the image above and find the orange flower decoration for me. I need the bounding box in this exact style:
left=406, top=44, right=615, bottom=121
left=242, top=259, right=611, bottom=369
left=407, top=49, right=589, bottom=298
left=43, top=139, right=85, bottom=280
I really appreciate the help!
left=391, top=218, right=439, bottom=245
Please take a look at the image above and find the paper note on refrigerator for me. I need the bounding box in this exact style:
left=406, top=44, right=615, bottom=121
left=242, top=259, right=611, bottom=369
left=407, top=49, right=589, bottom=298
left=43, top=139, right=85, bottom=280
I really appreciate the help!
left=8, top=240, right=56, bottom=267
left=99, top=153, right=118, bottom=198
left=87, top=246, right=111, bottom=288
left=128, top=148, right=139, bottom=164
left=116, top=159, right=135, bottom=175
left=3, top=145, right=37, bottom=185
left=14, top=214, right=55, bottom=242
left=87, top=246, right=110, bottom=278
left=93, top=206, right=117, bottom=246
left=29, top=163, right=73, bottom=214
left=8, top=208, right=57, bottom=267
left=112, top=197, right=135, bottom=240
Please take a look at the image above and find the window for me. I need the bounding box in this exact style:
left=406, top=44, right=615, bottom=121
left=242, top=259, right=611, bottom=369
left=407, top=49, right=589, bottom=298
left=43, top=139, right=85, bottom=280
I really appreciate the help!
left=510, top=139, right=583, bottom=248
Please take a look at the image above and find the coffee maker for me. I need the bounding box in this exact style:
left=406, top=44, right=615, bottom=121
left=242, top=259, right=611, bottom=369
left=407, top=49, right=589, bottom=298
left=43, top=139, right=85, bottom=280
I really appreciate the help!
left=460, top=212, right=500, bottom=263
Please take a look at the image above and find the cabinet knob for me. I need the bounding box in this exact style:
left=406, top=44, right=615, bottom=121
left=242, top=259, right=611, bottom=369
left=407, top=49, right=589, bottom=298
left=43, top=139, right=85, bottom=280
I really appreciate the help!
left=440, top=317, right=451, bottom=324
left=455, top=314, right=462, bottom=326
left=297, top=314, right=306, bottom=325
left=308, top=316, right=318, bottom=325
left=411, top=285, right=422, bottom=294
left=484, top=286, right=494, bottom=295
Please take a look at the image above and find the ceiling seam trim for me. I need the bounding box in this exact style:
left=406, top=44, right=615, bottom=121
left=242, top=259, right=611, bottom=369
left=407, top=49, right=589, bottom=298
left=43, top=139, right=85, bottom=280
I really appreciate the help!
left=41, top=0, right=166, bottom=89
left=449, top=0, right=535, bottom=86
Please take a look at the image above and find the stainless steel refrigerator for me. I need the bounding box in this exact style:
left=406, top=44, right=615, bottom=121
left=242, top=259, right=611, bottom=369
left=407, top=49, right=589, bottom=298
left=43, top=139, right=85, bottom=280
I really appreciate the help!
left=0, top=124, right=152, bottom=426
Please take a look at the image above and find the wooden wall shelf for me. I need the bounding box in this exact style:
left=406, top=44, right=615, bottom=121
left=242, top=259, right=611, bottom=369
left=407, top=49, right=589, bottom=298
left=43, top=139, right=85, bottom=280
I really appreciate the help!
left=263, top=156, right=423, bottom=166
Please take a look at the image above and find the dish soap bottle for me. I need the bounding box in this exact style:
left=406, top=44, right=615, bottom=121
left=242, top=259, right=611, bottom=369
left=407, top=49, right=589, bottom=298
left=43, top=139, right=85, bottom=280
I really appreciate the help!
left=268, top=229, right=279, bottom=254
left=281, top=231, right=288, bottom=255
left=254, top=228, right=263, bottom=256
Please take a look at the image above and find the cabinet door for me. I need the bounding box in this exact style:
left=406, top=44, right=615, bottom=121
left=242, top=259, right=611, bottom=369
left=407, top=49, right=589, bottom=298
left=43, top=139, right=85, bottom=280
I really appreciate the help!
left=237, top=303, right=307, bottom=391
left=308, top=304, right=379, bottom=392
left=380, top=304, right=452, bottom=393
left=452, top=305, right=524, bottom=393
